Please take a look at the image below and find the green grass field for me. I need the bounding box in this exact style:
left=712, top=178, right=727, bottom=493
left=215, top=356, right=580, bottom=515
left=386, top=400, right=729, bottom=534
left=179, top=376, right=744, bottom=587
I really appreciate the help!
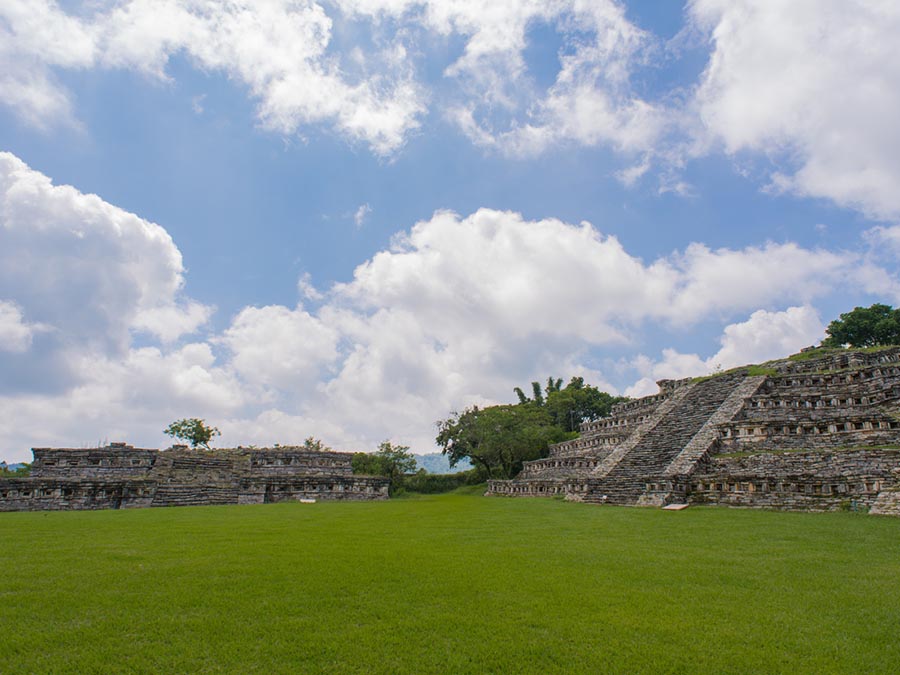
left=2, top=491, right=899, bottom=674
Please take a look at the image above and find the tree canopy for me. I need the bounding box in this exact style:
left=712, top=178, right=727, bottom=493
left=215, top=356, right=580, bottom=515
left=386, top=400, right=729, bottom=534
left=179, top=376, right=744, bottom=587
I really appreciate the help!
left=436, top=403, right=572, bottom=479
left=437, top=376, right=625, bottom=479
left=163, top=418, right=220, bottom=449
left=514, top=376, right=627, bottom=432
left=822, top=304, right=900, bottom=348
left=351, top=441, right=417, bottom=494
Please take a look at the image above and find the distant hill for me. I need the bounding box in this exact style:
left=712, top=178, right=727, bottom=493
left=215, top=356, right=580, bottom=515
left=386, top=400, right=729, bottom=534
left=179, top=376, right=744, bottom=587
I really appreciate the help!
left=413, top=453, right=471, bottom=474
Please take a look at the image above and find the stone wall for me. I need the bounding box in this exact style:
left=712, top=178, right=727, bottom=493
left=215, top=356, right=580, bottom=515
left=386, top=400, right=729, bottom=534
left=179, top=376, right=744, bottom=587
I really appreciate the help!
left=0, top=478, right=156, bottom=511
left=689, top=449, right=900, bottom=511
left=0, top=444, right=388, bottom=511
left=486, top=348, right=900, bottom=516
left=31, top=443, right=158, bottom=478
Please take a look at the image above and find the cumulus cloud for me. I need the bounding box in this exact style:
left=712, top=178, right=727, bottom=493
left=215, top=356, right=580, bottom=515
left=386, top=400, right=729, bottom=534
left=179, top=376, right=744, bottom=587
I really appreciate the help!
left=689, top=0, right=900, bottom=220
left=0, top=301, right=37, bottom=353
left=0, top=152, right=210, bottom=351
left=219, top=304, right=339, bottom=391
left=425, top=0, right=665, bottom=156
left=0, top=0, right=426, bottom=155
left=625, top=306, right=827, bottom=397
left=0, top=343, right=245, bottom=457
left=0, top=160, right=892, bottom=461
left=4, top=0, right=900, bottom=224
left=0, top=0, right=96, bottom=127
left=0, top=0, right=667, bottom=157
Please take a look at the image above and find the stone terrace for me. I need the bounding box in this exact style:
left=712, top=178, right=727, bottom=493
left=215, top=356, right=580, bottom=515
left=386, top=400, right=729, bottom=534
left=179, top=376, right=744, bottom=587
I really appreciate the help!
left=0, top=444, right=390, bottom=511
left=488, top=347, right=900, bottom=514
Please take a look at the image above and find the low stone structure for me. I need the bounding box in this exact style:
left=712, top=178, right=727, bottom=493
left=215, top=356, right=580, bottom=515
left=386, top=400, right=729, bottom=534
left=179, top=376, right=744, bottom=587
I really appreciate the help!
left=0, top=443, right=389, bottom=511
left=487, top=347, right=900, bottom=516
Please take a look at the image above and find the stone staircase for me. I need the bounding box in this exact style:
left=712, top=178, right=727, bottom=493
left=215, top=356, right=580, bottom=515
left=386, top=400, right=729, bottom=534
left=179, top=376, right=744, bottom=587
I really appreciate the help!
left=150, top=484, right=239, bottom=507
left=590, top=382, right=695, bottom=478
left=584, top=372, right=747, bottom=505
left=149, top=453, right=242, bottom=507
left=663, top=375, right=767, bottom=477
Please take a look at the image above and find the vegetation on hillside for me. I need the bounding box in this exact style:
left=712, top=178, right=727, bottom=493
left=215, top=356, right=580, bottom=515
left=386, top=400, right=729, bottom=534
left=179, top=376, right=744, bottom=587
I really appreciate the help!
left=0, top=462, right=29, bottom=477
left=822, top=303, right=900, bottom=348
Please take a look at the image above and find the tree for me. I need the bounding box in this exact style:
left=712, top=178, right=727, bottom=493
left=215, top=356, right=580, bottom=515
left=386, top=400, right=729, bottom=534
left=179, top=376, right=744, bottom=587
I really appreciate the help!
left=375, top=441, right=417, bottom=494
left=436, top=404, right=570, bottom=479
left=351, top=441, right=416, bottom=495
left=822, top=304, right=900, bottom=348
left=301, top=437, right=331, bottom=452
left=163, top=418, right=221, bottom=449
left=514, top=376, right=627, bottom=432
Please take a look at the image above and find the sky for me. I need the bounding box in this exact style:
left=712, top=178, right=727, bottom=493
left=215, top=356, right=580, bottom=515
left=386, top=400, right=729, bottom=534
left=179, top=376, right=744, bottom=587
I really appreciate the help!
left=2, top=0, right=900, bottom=462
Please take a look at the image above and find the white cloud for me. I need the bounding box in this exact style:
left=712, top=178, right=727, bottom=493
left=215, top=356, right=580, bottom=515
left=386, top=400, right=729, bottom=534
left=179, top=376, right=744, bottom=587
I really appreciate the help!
left=219, top=304, right=339, bottom=390
left=4, top=0, right=900, bottom=221
left=0, top=342, right=245, bottom=460
left=0, top=0, right=664, bottom=157
left=865, top=225, right=900, bottom=257
left=689, top=0, right=900, bottom=220
left=0, top=0, right=426, bottom=155
left=354, top=203, right=372, bottom=228
left=0, top=301, right=36, bottom=353
left=418, top=0, right=666, bottom=156
left=626, top=305, right=827, bottom=396
left=0, top=0, right=96, bottom=127
left=665, top=242, right=851, bottom=324
left=0, top=152, right=210, bottom=351
left=711, top=305, right=825, bottom=368
left=0, top=160, right=893, bottom=461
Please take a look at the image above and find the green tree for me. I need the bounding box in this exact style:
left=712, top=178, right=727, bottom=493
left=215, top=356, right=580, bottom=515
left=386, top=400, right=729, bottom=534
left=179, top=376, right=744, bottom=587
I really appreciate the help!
left=822, top=304, right=900, bottom=348
left=436, top=404, right=570, bottom=479
left=545, top=377, right=627, bottom=432
left=515, top=376, right=627, bottom=432
left=163, top=418, right=221, bottom=449
left=351, top=441, right=417, bottom=495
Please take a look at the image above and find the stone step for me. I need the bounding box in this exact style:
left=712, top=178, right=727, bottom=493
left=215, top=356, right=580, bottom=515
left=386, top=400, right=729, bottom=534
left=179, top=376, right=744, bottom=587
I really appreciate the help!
left=151, top=484, right=239, bottom=507
left=585, top=373, right=747, bottom=503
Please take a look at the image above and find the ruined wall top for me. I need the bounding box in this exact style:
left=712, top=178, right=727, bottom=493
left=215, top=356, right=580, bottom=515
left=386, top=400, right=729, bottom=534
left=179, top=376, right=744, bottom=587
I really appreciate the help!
left=770, top=346, right=900, bottom=375
left=29, top=443, right=356, bottom=479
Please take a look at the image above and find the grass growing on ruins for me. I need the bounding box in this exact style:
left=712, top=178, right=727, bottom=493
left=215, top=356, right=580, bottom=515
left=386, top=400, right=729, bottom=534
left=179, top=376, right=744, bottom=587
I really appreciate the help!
left=2, top=494, right=899, bottom=675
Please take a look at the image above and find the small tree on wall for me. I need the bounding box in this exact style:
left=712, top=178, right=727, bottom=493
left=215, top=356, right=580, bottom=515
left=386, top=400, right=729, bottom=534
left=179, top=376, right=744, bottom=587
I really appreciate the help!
left=164, top=418, right=221, bottom=449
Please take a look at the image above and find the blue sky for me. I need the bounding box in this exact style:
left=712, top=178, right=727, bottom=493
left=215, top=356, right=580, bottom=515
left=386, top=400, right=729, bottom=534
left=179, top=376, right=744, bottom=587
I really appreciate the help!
left=1, top=1, right=899, bottom=462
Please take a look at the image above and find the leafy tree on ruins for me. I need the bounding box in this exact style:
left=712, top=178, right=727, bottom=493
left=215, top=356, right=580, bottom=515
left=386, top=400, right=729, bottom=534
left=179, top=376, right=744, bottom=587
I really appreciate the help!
left=515, top=376, right=627, bottom=432
left=822, top=303, right=900, bottom=348
left=163, top=418, right=221, bottom=449
left=301, top=437, right=331, bottom=452
left=435, top=404, right=570, bottom=479
left=351, top=441, right=417, bottom=494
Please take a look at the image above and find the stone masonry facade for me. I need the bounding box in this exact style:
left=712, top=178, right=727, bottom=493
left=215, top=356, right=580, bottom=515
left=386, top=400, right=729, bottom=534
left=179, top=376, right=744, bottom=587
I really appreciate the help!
left=487, top=347, right=900, bottom=516
left=0, top=444, right=390, bottom=511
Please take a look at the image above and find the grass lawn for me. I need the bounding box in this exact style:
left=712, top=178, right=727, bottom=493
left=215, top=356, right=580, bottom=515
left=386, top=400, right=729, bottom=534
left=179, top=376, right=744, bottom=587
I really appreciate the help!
left=1, top=490, right=899, bottom=674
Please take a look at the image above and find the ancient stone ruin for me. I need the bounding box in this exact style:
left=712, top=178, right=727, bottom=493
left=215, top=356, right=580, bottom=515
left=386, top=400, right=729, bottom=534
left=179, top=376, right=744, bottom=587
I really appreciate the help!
left=487, top=347, right=900, bottom=516
left=0, top=444, right=389, bottom=511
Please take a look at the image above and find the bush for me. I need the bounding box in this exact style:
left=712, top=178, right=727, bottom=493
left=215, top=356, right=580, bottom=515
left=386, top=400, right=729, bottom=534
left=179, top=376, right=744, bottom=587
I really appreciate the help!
left=400, top=468, right=483, bottom=494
